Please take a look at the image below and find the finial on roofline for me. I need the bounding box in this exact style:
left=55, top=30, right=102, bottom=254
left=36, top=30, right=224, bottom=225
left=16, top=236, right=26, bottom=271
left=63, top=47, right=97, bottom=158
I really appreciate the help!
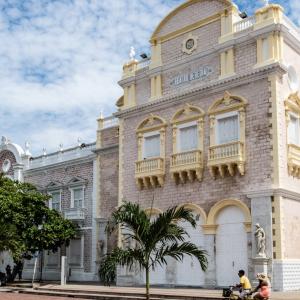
left=129, top=46, right=136, bottom=61
left=262, top=0, right=269, bottom=6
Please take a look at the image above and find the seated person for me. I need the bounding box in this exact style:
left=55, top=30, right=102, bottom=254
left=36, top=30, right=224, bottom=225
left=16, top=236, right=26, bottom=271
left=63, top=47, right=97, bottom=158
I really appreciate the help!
left=236, top=269, right=252, bottom=299
left=252, top=273, right=271, bottom=300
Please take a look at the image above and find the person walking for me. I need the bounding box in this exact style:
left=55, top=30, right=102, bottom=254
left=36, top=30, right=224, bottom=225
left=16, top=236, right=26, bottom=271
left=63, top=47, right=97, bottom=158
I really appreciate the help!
left=16, top=260, right=23, bottom=281
left=5, top=265, right=11, bottom=282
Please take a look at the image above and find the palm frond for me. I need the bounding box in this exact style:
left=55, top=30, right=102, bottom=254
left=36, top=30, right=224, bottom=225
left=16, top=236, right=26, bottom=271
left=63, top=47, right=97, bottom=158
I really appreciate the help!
left=152, top=242, right=208, bottom=272
left=99, top=247, right=145, bottom=285
left=106, top=202, right=150, bottom=244
left=146, top=206, right=195, bottom=249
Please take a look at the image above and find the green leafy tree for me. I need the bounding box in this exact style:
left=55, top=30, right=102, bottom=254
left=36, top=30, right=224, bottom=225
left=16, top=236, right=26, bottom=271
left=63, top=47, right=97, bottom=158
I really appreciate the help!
left=0, top=175, right=77, bottom=262
left=99, top=202, right=208, bottom=300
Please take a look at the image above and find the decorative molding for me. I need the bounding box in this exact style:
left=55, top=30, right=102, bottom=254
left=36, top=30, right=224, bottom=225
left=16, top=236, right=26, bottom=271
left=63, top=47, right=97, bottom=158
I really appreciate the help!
left=67, top=176, right=88, bottom=188
left=24, top=155, right=95, bottom=175
left=182, top=33, right=198, bottom=55
left=170, top=104, right=205, bottom=183
left=202, top=224, right=218, bottom=235
left=207, top=91, right=247, bottom=178
left=206, top=198, right=252, bottom=226
left=246, top=188, right=300, bottom=202
left=115, top=63, right=286, bottom=120
left=151, top=9, right=223, bottom=43
left=135, top=114, right=166, bottom=189
left=177, top=203, right=207, bottom=224
left=46, top=181, right=64, bottom=190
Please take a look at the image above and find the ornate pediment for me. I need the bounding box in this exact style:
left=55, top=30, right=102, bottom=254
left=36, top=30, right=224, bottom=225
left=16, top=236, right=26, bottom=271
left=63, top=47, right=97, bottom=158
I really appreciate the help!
left=208, top=91, right=247, bottom=115
left=67, top=176, right=87, bottom=187
left=136, top=114, right=167, bottom=133
left=171, top=103, right=204, bottom=124
left=46, top=181, right=63, bottom=190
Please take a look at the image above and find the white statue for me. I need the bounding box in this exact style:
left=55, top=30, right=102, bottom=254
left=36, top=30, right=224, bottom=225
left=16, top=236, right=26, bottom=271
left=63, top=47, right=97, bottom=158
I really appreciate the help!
left=262, top=0, right=269, bottom=6
left=1, top=136, right=8, bottom=145
left=254, top=224, right=266, bottom=258
left=129, top=46, right=136, bottom=61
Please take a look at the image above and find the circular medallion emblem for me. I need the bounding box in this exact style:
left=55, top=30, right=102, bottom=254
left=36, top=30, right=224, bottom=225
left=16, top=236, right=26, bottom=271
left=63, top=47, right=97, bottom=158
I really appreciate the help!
left=2, top=159, right=11, bottom=173
left=186, top=39, right=195, bottom=50
left=182, top=35, right=197, bottom=55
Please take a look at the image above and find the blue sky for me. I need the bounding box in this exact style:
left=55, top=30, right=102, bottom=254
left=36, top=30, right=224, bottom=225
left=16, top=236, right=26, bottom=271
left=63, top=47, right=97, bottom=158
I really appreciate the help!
left=0, top=0, right=298, bottom=155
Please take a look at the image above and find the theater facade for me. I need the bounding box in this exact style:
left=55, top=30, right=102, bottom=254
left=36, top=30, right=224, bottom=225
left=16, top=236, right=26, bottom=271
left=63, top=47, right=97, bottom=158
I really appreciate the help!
left=115, top=0, right=300, bottom=291
left=1, top=0, right=300, bottom=292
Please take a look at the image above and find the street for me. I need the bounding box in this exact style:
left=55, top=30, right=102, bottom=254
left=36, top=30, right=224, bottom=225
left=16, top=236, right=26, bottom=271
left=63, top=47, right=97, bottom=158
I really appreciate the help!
left=0, top=293, right=89, bottom=300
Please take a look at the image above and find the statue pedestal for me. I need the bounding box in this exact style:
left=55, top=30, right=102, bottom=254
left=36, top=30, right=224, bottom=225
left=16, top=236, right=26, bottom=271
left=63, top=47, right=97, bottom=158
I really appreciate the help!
left=252, top=257, right=269, bottom=276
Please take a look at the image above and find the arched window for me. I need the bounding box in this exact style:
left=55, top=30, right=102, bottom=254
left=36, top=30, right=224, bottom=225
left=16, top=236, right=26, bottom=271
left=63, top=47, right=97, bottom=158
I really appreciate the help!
left=170, top=104, right=204, bottom=183
left=135, top=114, right=167, bottom=189
left=208, top=91, right=247, bottom=178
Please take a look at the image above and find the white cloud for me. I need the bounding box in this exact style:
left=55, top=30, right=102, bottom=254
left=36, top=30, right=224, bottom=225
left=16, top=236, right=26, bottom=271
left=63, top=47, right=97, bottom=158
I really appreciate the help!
left=0, top=0, right=297, bottom=155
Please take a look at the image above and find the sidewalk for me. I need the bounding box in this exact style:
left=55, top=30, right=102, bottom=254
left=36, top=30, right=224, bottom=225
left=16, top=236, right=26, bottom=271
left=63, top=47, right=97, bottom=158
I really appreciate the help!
left=34, top=284, right=300, bottom=300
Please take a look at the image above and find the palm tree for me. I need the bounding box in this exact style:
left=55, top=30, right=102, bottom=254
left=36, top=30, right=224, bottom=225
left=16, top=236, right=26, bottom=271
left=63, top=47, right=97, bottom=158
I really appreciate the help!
left=99, top=202, right=208, bottom=300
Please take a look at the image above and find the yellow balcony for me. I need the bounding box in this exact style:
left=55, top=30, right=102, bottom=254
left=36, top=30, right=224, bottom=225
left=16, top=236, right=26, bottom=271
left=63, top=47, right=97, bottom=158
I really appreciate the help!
left=170, top=150, right=203, bottom=184
left=135, top=157, right=165, bottom=189
left=288, top=144, right=300, bottom=178
left=208, top=141, right=245, bottom=178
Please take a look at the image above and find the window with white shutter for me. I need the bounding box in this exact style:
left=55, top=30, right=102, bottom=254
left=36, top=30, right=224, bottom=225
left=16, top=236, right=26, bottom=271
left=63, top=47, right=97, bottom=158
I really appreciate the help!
left=216, top=113, right=239, bottom=145
left=143, top=133, right=160, bottom=159
left=178, top=124, right=198, bottom=152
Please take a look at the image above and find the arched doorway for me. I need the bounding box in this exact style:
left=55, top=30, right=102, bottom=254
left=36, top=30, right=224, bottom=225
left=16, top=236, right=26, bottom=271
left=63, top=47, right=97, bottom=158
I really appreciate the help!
left=176, top=211, right=205, bottom=286
left=215, top=205, right=248, bottom=286
left=143, top=209, right=168, bottom=285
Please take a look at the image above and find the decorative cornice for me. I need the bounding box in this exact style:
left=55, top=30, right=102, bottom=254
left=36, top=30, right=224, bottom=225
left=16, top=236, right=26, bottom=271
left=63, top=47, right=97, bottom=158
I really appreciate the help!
left=246, top=188, right=300, bottom=202
left=115, top=63, right=287, bottom=119
left=119, top=22, right=292, bottom=87
left=274, top=188, right=300, bottom=202
left=23, top=154, right=96, bottom=175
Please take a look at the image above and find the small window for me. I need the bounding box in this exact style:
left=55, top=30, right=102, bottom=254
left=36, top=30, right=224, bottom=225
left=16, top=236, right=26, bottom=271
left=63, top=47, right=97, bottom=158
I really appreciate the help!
left=288, top=113, right=300, bottom=145
left=216, top=113, right=239, bottom=145
left=50, top=191, right=61, bottom=211
left=143, top=133, right=160, bottom=159
left=73, top=187, right=84, bottom=208
left=178, top=124, right=198, bottom=152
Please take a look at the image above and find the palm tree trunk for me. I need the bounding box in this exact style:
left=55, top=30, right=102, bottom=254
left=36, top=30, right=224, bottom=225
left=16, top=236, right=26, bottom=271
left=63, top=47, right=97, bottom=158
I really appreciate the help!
left=145, top=267, right=150, bottom=300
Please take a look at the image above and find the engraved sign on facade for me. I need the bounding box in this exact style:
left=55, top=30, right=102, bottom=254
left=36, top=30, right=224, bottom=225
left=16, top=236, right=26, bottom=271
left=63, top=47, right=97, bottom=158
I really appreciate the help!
left=170, top=66, right=213, bottom=86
